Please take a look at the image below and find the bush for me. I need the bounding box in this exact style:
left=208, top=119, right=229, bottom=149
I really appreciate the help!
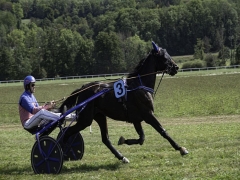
left=218, top=46, right=230, bottom=59
left=204, top=54, right=217, bottom=67
left=233, top=45, right=240, bottom=65
left=182, top=60, right=204, bottom=69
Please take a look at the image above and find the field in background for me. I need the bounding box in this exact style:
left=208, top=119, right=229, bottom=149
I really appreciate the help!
left=172, top=53, right=231, bottom=68
left=0, top=69, right=240, bottom=179
left=1, top=69, right=240, bottom=124
left=172, top=54, right=194, bottom=65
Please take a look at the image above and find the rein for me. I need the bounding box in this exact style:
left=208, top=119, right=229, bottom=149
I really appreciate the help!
left=54, top=71, right=164, bottom=104
left=153, top=72, right=165, bottom=99
left=0, top=71, right=165, bottom=106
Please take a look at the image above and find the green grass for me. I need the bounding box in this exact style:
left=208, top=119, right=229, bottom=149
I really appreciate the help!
left=21, top=19, right=30, bottom=24
left=155, top=72, right=240, bottom=117
left=0, top=70, right=240, bottom=179
left=0, top=116, right=239, bottom=179
left=172, top=54, right=194, bottom=62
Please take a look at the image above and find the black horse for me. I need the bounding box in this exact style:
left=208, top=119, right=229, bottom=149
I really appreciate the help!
left=60, top=42, right=188, bottom=163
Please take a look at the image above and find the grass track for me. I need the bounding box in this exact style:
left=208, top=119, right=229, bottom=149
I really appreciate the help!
left=0, top=115, right=239, bottom=179
left=0, top=70, right=240, bottom=179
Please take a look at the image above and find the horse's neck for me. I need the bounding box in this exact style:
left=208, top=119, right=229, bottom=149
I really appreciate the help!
left=129, top=57, right=157, bottom=90
left=137, top=73, right=156, bottom=90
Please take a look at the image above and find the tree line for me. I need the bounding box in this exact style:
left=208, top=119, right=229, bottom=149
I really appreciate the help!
left=0, top=0, right=240, bottom=80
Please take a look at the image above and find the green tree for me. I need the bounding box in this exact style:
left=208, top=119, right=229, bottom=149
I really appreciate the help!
left=0, top=46, right=14, bottom=80
left=0, top=10, right=17, bottom=32
left=218, top=46, right=230, bottom=66
left=186, top=0, right=211, bottom=52
left=12, top=2, right=23, bottom=29
left=124, top=35, right=148, bottom=72
left=155, top=0, right=181, bottom=7
left=92, top=14, right=116, bottom=38
left=45, top=7, right=54, bottom=22
left=19, top=0, right=32, bottom=18
left=0, top=0, right=12, bottom=11
left=41, top=27, right=60, bottom=77
left=7, top=29, right=31, bottom=79
left=194, top=38, right=205, bottom=60
left=24, top=22, right=47, bottom=78
left=115, top=8, right=142, bottom=38
left=202, top=36, right=212, bottom=53
left=138, top=9, right=160, bottom=42
left=234, top=45, right=240, bottom=65
left=95, top=31, right=125, bottom=74
left=204, top=0, right=238, bottom=51
left=0, top=24, right=7, bottom=47
left=157, top=4, right=193, bottom=55
left=57, top=28, right=79, bottom=76
left=74, top=38, right=95, bottom=75
left=204, top=53, right=217, bottom=67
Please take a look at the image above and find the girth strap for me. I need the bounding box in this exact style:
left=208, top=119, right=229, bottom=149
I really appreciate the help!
left=126, top=74, right=154, bottom=94
left=127, top=86, right=154, bottom=94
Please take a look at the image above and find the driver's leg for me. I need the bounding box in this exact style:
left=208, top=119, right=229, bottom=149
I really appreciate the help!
left=24, top=109, right=60, bottom=129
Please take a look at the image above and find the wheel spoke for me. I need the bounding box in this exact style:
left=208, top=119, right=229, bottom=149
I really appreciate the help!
left=71, top=142, right=81, bottom=147
left=57, top=129, right=84, bottom=161
left=48, top=157, right=61, bottom=163
left=33, top=159, right=45, bottom=167
left=31, top=136, right=63, bottom=174
left=47, top=141, right=54, bottom=156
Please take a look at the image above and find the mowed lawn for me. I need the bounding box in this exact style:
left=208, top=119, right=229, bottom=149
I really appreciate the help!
left=0, top=71, right=240, bottom=179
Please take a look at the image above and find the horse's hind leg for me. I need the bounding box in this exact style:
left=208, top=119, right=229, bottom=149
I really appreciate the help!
left=145, top=114, right=188, bottom=156
left=118, top=122, right=145, bottom=145
left=94, top=113, right=129, bottom=163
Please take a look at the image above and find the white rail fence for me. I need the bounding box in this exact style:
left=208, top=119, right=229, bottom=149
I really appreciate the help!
left=0, top=65, right=239, bottom=84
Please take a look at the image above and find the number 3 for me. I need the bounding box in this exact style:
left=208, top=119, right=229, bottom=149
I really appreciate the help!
left=114, top=80, right=126, bottom=98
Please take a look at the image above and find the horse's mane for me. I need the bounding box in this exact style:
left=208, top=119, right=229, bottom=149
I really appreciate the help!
left=127, top=53, right=150, bottom=78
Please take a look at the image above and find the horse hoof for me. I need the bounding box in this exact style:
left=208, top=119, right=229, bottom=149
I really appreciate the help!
left=180, top=147, right=189, bottom=156
left=118, top=136, right=125, bottom=145
left=122, top=157, right=130, bottom=163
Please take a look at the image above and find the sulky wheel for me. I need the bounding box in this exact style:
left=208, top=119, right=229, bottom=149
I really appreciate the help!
left=57, top=128, right=84, bottom=161
left=31, top=136, right=63, bottom=174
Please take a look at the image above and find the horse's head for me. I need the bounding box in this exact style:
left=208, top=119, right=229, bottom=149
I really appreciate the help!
left=151, top=41, right=179, bottom=76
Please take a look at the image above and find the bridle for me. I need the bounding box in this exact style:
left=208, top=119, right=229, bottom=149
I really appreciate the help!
left=159, top=48, right=178, bottom=75
left=152, top=48, right=178, bottom=98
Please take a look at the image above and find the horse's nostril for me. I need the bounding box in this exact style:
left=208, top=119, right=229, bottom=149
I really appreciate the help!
left=175, top=66, right=179, bottom=70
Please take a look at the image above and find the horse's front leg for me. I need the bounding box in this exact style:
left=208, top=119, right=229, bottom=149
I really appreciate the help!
left=94, top=113, right=130, bottom=163
left=144, top=113, right=188, bottom=156
left=118, top=122, right=145, bottom=145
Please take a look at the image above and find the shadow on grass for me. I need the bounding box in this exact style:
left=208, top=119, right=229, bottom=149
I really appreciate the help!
left=0, top=162, right=121, bottom=175
left=0, top=165, right=32, bottom=175
left=61, top=162, right=122, bottom=174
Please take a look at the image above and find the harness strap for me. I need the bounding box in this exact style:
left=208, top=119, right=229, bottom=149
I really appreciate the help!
left=126, top=74, right=154, bottom=94
left=127, top=85, right=154, bottom=94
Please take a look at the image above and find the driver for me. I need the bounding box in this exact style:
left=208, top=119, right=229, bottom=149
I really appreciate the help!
left=19, top=75, right=61, bottom=130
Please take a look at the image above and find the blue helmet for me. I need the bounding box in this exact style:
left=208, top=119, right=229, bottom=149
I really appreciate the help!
left=24, top=75, right=36, bottom=90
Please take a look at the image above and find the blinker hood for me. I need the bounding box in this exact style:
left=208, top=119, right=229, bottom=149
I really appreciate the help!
left=152, top=41, right=159, bottom=52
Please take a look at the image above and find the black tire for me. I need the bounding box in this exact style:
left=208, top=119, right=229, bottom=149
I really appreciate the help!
left=57, top=128, right=84, bottom=161
left=31, top=136, right=63, bottom=174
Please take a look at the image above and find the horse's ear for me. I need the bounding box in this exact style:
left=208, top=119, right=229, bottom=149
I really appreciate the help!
left=152, top=41, right=159, bottom=52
